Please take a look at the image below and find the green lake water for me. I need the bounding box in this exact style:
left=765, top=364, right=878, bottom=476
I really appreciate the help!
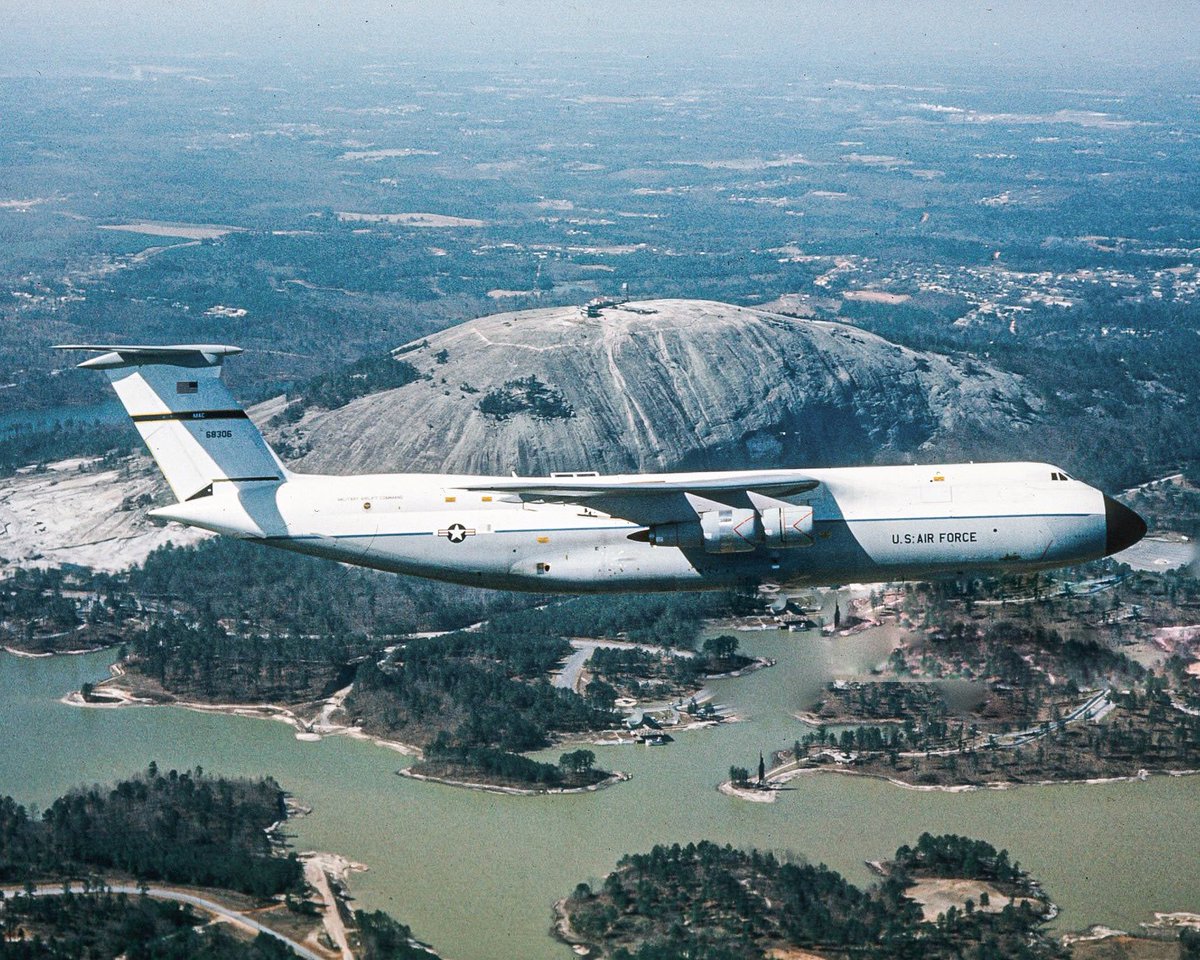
left=1, top=628, right=1197, bottom=960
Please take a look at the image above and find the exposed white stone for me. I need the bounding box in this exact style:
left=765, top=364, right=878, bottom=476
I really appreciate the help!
left=282, top=298, right=1043, bottom=478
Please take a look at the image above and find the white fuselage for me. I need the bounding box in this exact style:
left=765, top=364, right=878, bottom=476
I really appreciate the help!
left=154, top=461, right=1115, bottom=593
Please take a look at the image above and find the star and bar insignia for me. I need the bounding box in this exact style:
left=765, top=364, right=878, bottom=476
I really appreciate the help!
left=439, top=522, right=476, bottom=543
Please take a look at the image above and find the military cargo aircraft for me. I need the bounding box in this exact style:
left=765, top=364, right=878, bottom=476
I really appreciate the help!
left=57, top=343, right=1146, bottom=593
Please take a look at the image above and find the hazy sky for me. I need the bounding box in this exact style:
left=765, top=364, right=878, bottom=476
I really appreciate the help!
left=2, top=0, right=1197, bottom=80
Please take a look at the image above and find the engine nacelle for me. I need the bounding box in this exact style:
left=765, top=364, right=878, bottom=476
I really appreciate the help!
left=649, top=509, right=758, bottom=554
left=647, top=505, right=813, bottom=554
left=761, top=505, right=814, bottom=548
left=649, top=521, right=702, bottom=549
left=700, top=508, right=759, bottom=554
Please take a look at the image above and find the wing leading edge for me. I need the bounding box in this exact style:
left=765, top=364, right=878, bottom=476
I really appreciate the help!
left=458, top=472, right=817, bottom=529
left=459, top=471, right=819, bottom=499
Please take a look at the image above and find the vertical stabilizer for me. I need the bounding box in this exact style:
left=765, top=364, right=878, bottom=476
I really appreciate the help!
left=54, top=344, right=285, bottom=502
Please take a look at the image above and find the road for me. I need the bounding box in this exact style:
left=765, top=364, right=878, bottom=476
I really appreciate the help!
left=551, top=638, right=697, bottom=693
left=988, top=689, right=1113, bottom=749
left=0, top=882, right=327, bottom=960
left=916, top=689, right=1113, bottom=756
left=303, top=857, right=353, bottom=960
left=552, top=644, right=594, bottom=692
left=763, top=689, right=1118, bottom=787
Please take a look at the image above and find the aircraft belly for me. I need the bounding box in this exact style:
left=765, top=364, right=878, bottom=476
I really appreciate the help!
left=351, top=515, right=659, bottom=589
left=505, top=536, right=708, bottom=591
left=277, top=516, right=378, bottom=560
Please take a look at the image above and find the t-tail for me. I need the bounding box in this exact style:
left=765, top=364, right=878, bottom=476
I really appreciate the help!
left=54, top=344, right=287, bottom=503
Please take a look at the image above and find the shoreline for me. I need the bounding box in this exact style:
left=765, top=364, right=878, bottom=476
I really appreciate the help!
left=54, top=654, right=716, bottom=792
left=551, top=897, right=596, bottom=958
left=62, top=668, right=425, bottom=757
left=4, top=643, right=110, bottom=659
left=53, top=652, right=1200, bottom=799
left=1062, top=911, right=1200, bottom=947
left=64, top=674, right=685, bottom=770
left=793, top=709, right=907, bottom=727
left=77, top=674, right=647, bottom=792
left=721, top=761, right=1200, bottom=801
left=700, top=655, right=775, bottom=680
left=398, top=767, right=631, bottom=796
left=579, top=712, right=740, bottom=746
left=31, top=635, right=762, bottom=756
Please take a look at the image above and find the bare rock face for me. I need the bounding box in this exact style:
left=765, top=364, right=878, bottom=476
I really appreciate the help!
left=282, top=299, right=1044, bottom=477
left=0, top=461, right=206, bottom=572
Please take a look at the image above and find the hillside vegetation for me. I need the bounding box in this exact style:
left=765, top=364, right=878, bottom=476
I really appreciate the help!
left=0, top=891, right=300, bottom=960
left=561, top=833, right=1059, bottom=960
left=0, top=765, right=301, bottom=897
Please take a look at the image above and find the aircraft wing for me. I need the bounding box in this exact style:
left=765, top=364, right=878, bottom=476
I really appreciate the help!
left=461, top=471, right=818, bottom=498
left=460, top=471, right=819, bottom=525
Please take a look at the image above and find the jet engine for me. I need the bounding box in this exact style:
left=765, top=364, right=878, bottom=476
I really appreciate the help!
left=647, top=505, right=814, bottom=554
left=701, top=508, right=759, bottom=553
left=761, top=505, right=814, bottom=548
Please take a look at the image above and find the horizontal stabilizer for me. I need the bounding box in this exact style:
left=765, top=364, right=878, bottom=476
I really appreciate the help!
left=54, top=343, right=242, bottom=370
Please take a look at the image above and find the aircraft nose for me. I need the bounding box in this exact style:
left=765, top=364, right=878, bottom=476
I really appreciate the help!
left=1104, top=495, right=1147, bottom=556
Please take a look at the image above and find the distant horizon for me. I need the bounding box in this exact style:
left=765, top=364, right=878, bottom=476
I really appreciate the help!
left=2, top=0, right=1197, bottom=84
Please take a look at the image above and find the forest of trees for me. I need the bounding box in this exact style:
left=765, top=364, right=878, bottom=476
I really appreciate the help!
left=348, top=616, right=616, bottom=752
left=420, top=742, right=568, bottom=786
left=0, top=890, right=300, bottom=960
left=413, top=740, right=605, bottom=789
left=0, top=568, right=88, bottom=650
left=891, top=834, right=1028, bottom=890
left=127, top=615, right=365, bottom=704
left=778, top=567, right=1200, bottom=788
left=588, top=646, right=705, bottom=702
left=275, top=352, right=421, bottom=422
left=844, top=296, right=1200, bottom=491
left=589, top=634, right=749, bottom=702
left=0, top=766, right=302, bottom=897
left=477, top=374, right=575, bottom=421
left=562, top=836, right=1062, bottom=960
left=0, top=537, right=524, bottom=656
left=352, top=909, right=440, bottom=960
left=805, top=686, right=1200, bottom=787
left=5, top=540, right=746, bottom=657
left=126, top=537, right=532, bottom=638
left=478, top=591, right=746, bottom=650
left=793, top=656, right=1200, bottom=785
left=0, top=420, right=136, bottom=476
left=3, top=537, right=745, bottom=719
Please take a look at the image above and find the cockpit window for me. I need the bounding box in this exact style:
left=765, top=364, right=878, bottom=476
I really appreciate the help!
left=1050, top=471, right=1072, bottom=481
